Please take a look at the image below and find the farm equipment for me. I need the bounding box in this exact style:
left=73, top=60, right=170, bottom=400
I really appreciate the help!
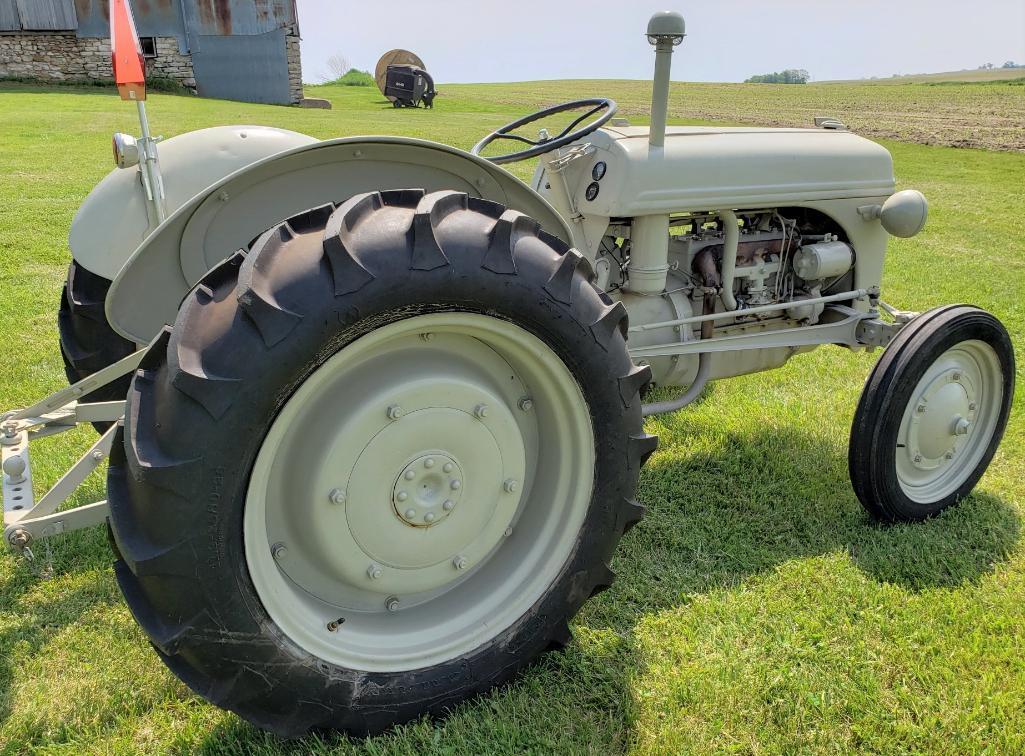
left=384, top=65, right=437, bottom=108
left=376, top=49, right=437, bottom=108
left=2, top=4, right=1015, bottom=738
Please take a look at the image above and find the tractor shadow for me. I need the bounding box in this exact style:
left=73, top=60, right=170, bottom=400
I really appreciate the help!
left=616, top=422, right=1019, bottom=609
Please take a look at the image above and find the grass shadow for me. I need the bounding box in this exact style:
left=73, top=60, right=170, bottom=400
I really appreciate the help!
left=0, top=526, right=120, bottom=725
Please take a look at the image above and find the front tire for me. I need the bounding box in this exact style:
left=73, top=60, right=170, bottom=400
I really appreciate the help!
left=107, top=190, right=656, bottom=736
left=849, top=305, right=1014, bottom=522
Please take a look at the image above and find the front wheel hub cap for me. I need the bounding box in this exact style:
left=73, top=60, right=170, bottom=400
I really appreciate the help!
left=896, top=340, right=1003, bottom=503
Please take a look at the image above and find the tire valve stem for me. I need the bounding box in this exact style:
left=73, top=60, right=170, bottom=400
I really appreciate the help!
left=326, top=617, right=345, bottom=632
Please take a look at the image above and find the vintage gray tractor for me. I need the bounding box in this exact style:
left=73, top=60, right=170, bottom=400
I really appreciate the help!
left=1, top=7, right=1015, bottom=737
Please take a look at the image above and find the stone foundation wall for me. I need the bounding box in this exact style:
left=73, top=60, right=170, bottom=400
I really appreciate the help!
left=286, top=31, right=303, bottom=104
left=0, top=33, right=195, bottom=91
left=1, top=31, right=302, bottom=103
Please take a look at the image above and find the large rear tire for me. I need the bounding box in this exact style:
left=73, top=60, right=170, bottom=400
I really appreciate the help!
left=58, top=261, right=136, bottom=429
left=106, top=190, right=656, bottom=736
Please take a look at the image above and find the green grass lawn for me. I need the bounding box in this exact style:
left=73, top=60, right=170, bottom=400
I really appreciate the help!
left=0, top=81, right=1023, bottom=754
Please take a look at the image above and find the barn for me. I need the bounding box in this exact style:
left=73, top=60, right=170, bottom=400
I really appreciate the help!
left=0, top=0, right=303, bottom=104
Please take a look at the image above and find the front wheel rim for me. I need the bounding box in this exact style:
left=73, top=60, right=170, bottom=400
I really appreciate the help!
left=244, top=312, right=595, bottom=672
left=895, top=339, right=1003, bottom=503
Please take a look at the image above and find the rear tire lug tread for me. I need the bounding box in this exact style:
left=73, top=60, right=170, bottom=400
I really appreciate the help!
left=589, top=300, right=629, bottom=349
left=617, top=364, right=653, bottom=409
left=113, top=560, right=203, bottom=656
left=545, top=622, right=574, bottom=652
left=481, top=209, right=536, bottom=275
left=544, top=249, right=586, bottom=304
left=323, top=194, right=378, bottom=295
left=618, top=498, right=647, bottom=535
left=237, top=228, right=304, bottom=347
left=588, top=563, right=616, bottom=598
left=411, top=190, right=465, bottom=271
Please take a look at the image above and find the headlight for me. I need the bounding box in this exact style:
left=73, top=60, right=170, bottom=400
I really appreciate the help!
left=112, top=132, right=139, bottom=169
left=879, top=189, right=929, bottom=238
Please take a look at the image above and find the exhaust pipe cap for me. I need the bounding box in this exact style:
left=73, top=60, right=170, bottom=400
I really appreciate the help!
left=647, top=11, right=686, bottom=45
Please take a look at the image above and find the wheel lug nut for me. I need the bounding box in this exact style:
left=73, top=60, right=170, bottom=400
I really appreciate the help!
left=451, top=480, right=461, bottom=490
left=453, top=556, right=468, bottom=570
left=271, top=543, right=288, bottom=560
left=367, top=564, right=383, bottom=580
left=443, top=462, right=454, bottom=473
left=404, top=470, right=416, bottom=480
left=945, top=451, right=954, bottom=460
left=969, top=402, right=977, bottom=411
left=424, top=458, right=435, bottom=469
left=397, top=491, right=408, bottom=502
left=443, top=499, right=455, bottom=511
left=387, top=404, right=403, bottom=420
left=405, top=508, right=416, bottom=519
left=424, top=512, right=436, bottom=523
left=503, top=478, right=518, bottom=493
left=519, top=397, right=533, bottom=412
left=914, top=454, right=922, bottom=463
left=420, top=332, right=433, bottom=341
left=386, top=596, right=400, bottom=612
left=328, top=488, right=345, bottom=505
left=474, top=404, right=488, bottom=419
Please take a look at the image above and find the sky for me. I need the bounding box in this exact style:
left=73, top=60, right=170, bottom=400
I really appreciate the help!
left=294, top=0, right=1025, bottom=84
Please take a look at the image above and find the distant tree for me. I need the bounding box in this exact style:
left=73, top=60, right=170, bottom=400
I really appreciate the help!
left=744, top=68, right=810, bottom=84
left=979, top=62, right=995, bottom=70
left=320, top=53, right=352, bottom=83
left=1003, top=60, right=1019, bottom=68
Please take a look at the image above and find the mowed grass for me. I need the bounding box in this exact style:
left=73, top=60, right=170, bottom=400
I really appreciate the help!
left=0, top=80, right=1023, bottom=753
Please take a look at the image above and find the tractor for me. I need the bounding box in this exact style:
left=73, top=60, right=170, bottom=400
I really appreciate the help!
left=1, top=4, right=1015, bottom=738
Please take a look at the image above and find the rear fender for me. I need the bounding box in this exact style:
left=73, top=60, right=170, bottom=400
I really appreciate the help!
left=70, top=125, right=319, bottom=283
left=106, top=137, right=573, bottom=344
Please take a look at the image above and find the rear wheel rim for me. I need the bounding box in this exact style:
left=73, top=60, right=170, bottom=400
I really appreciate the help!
left=244, top=312, right=594, bottom=672
left=895, top=339, right=1003, bottom=503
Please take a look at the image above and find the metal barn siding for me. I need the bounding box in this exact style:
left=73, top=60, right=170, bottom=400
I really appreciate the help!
left=2, top=0, right=79, bottom=30
left=0, top=0, right=20, bottom=31
left=74, top=0, right=297, bottom=39
left=74, top=0, right=186, bottom=40
left=190, top=28, right=289, bottom=104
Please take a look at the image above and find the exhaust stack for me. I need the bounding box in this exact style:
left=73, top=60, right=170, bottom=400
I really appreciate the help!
left=646, top=11, right=686, bottom=148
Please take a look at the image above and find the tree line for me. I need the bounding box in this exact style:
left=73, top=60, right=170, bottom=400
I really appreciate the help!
left=744, top=69, right=810, bottom=84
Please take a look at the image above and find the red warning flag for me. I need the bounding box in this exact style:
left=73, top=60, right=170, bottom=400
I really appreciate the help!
left=110, top=0, right=146, bottom=101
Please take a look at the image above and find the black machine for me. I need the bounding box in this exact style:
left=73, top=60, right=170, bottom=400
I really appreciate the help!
left=385, top=64, right=437, bottom=108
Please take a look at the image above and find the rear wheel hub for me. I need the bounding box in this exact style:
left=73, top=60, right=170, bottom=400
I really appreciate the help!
left=244, top=313, right=595, bottom=672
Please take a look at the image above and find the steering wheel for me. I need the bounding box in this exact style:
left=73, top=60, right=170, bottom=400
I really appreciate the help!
left=471, top=98, right=618, bottom=165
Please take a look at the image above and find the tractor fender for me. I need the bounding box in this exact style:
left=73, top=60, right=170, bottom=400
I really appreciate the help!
left=106, top=136, right=574, bottom=344
left=70, top=125, right=319, bottom=282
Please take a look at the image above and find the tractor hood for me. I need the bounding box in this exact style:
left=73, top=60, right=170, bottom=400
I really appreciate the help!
left=573, top=125, right=896, bottom=216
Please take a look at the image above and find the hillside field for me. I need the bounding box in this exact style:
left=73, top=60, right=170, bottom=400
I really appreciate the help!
left=0, top=79, right=1023, bottom=753
left=822, top=67, right=1025, bottom=85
